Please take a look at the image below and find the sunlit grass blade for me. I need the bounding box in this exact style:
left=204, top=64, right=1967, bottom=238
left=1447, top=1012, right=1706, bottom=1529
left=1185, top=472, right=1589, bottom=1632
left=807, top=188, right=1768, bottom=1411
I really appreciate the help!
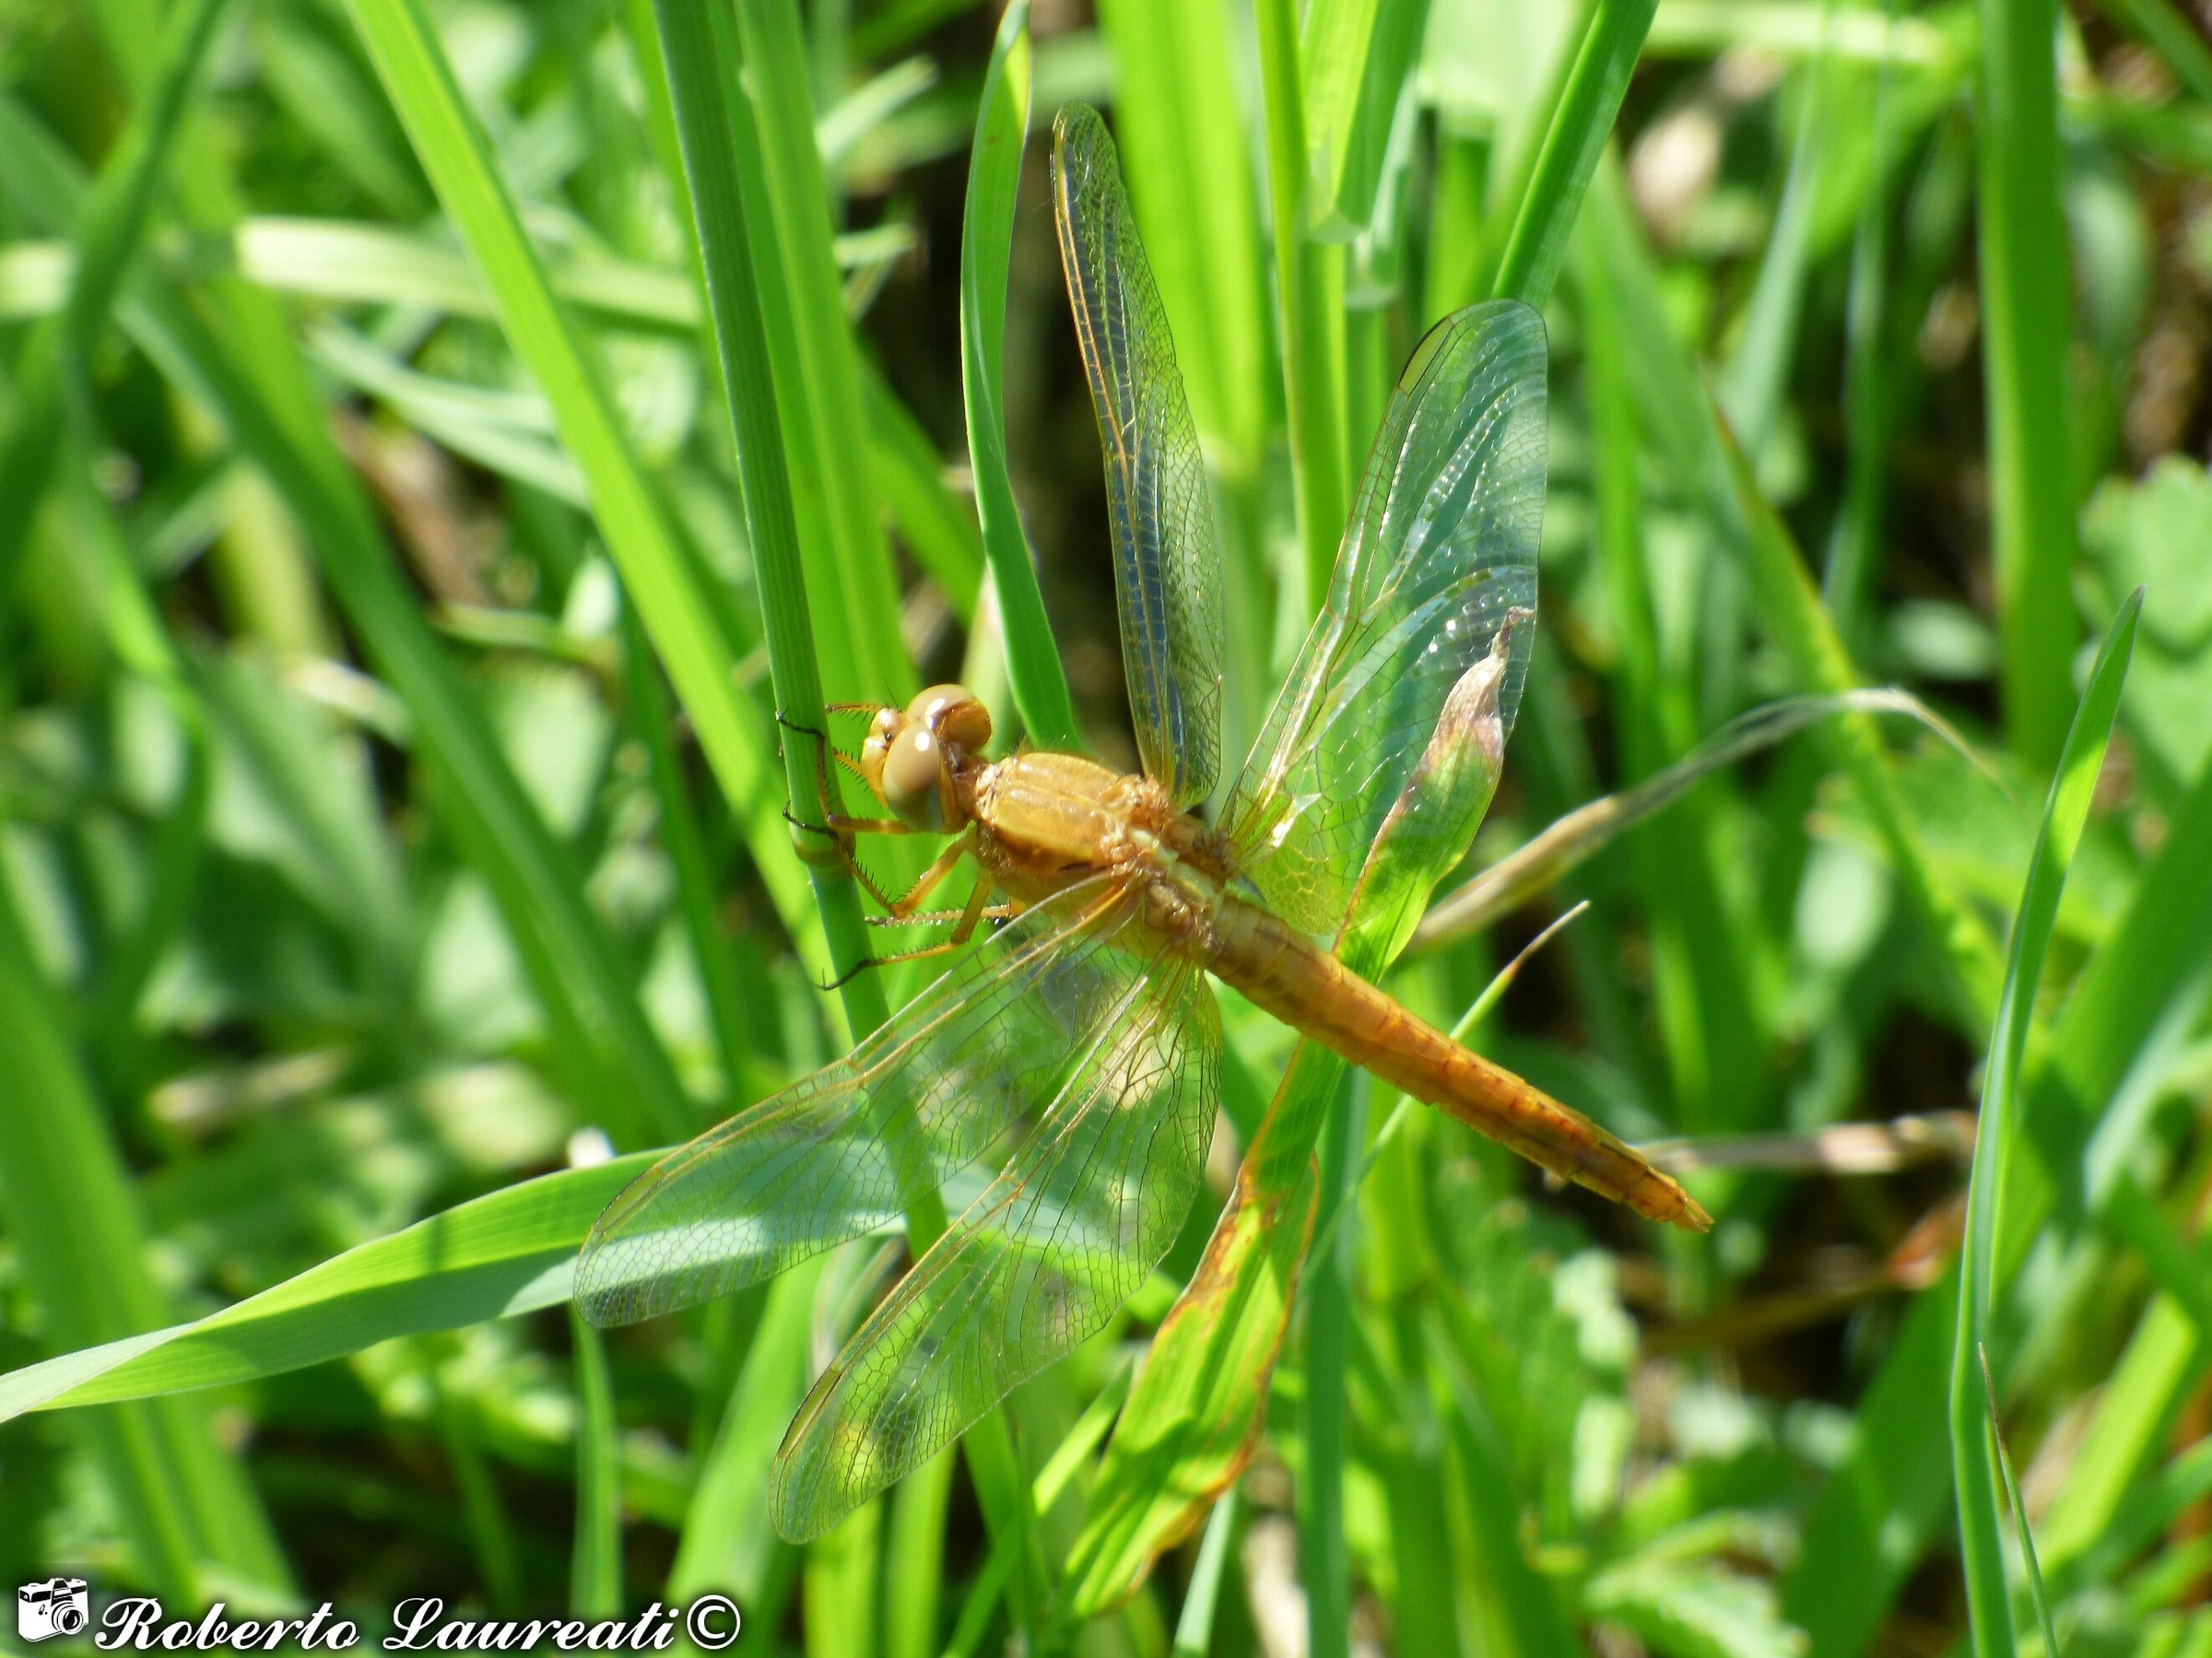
left=1300, top=0, right=1428, bottom=237
left=635, top=0, right=885, bottom=1028
left=0, top=1154, right=653, bottom=1421
left=665, top=1264, right=824, bottom=1636
left=0, top=113, right=687, bottom=1152
left=1092, top=0, right=1267, bottom=476
left=1979, top=1348, right=2062, bottom=1658
left=1951, top=589, right=2140, bottom=1658
left=570, top=1311, right=624, bottom=1617
left=1487, top=0, right=1659, bottom=308
left=1415, top=689, right=1971, bottom=948
left=961, top=0, right=1080, bottom=748
left=644, top=0, right=1044, bottom=1617
left=1170, top=1490, right=1240, bottom=1658
left=724, top=0, right=915, bottom=709
left=884, top=1451, right=956, bottom=1658
left=1975, top=0, right=2081, bottom=767
left=1256, top=0, right=1348, bottom=608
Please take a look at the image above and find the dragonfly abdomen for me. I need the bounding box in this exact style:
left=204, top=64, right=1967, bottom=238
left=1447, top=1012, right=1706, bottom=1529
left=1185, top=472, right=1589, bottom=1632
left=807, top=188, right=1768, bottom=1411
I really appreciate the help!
left=1203, top=896, right=1712, bottom=1233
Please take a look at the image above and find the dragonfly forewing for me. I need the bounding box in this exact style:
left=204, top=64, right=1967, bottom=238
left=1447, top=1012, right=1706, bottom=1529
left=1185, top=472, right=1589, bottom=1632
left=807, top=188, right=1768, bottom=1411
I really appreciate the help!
left=1222, top=300, right=1546, bottom=940
left=1053, top=102, right=1224, bottom=807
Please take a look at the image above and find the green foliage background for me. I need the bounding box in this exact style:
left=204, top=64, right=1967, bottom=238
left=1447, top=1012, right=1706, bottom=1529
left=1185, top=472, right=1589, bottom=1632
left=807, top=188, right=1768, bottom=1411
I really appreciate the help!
left=0, top=0, right=2207, bottom=1654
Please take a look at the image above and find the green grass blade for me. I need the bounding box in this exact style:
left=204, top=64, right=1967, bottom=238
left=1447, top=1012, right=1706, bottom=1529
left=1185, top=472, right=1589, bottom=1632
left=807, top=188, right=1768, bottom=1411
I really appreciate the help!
left=862, top=360, right=983, bottom=624
left=0, top=1154, right=653, bottom=1420
left=1301, top=0, right=1429, bottom=237
left=2095, top=0, right=2212, bottom=103
left=1093, top=0, right=1268, bottom=477
left=0, top=0, right=232, bottom=612
left=1488, top=0, right=1659, bottom=308
left=619, top=595, right=754, bottom=1108
left=1951, top=590, right=2141, bottom=1658
left=1300, top=1071, right=1364, bottom=1658
left=338, top=0, right=829, bottom=1017
left=0, top=878, right=289, bottom=1597
left=1975, top=0, right=2081, bottom=767
left=1170, top=1490, right=1241, bottom=1658
left=0, top=107, right=692, bottom=1165
left=641, top=0, right=888, bottom=1027
left=726, top=0, right=915, bottom=709
left=961, top=0, right=1080, bottom=749
left=648, top=0, right=1042, bottom=1616
left=806, top=1505, right=884, bottom=1658
left=1256, top=0, right=1349, bottom=609
left=1979, top=1348, right=2062, bottom=1658
left=884, top=1451, right=956, bottom=1658
left=570, top=1311, right=624, bottom=1617
left=1718, top=24, right=1835, bottom=442
left=665, top=1264, right=823, bottom=1626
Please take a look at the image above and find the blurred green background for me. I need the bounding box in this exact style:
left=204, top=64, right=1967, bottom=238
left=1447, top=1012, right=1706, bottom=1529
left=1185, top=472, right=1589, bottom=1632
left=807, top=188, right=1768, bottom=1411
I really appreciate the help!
left=0, top=0, right=2209, bottom=1654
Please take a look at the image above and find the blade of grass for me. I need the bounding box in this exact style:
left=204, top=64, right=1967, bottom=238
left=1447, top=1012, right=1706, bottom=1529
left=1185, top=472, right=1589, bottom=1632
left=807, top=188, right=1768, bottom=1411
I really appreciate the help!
left=1979, top=1347, right=2063, bottom=1658
left=0, top=1153, right=654, bottom=1420
left=1092, top=0, right=1268, bottom=478
left=0, top=0, right=232, bottom=621
left=728, top=0, right=913, bottom=707
left=1718, top=12, right=1836, bottom=443
left=1824, top=0, right=1900, bottom=658
left=1951, top=590, right=2140, bottom=1658
left=2094, top=0, right=2212, bottom=103
left=1302, top=0, right=1430, bottom=238
left=884, top=1450, right=955, bottom=1658
left=665, top=1265, right=821, bottom=1646
left=1256, top=0, right=1349, bottom=611
left=1301, top=1070, right=1365, bottom=1658
left=0, top=872, right=292, bottom=1599
left=619, top=595, right=753, bottom=1111
left=20, top=98, right=736, bottom=1157
left=1786, top=735, right=2212, bottom=1657
left=1975, top=0, right=2080, bottom=767
left=1170, top=1490, right=1241, bottom=1658
left=339, top=0, right=831, bottom=1014
left=641, top=0, right=1045, bottom=1621
left=806, top=1503, right=884, bottom=1658
left=72, top=468, right=214, bottom=1080
left=962, top=1, right=1079, bottom=748
left=1487, top=0, right=1659, bottom=308
left=1578, top=221, right=1761, bottom=1136
left=570, top=1311, right=624, bottom=1617
left=861, top=359, right=983, bottom=626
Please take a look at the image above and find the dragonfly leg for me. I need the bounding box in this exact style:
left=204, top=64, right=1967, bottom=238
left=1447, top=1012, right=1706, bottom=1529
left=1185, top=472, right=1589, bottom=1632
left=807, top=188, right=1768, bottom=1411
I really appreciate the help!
left=879, top=827, right=979, bottom=919
left=866, top=904, right=1017, bottom=931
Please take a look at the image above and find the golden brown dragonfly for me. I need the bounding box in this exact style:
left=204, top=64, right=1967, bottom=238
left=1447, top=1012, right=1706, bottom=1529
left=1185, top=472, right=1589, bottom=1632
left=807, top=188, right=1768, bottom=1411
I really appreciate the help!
left=577, top=102, right=1708, bottom=1544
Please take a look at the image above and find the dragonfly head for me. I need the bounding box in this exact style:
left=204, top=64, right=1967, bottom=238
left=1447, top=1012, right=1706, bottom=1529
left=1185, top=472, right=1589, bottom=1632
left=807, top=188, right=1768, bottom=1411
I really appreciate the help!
left=862, top=683, right=993, bottom=831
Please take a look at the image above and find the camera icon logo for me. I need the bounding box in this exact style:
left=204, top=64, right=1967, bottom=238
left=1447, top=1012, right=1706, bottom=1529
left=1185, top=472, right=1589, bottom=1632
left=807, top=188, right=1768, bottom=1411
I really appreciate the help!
left=17, top=1579, right=90, bottom=1642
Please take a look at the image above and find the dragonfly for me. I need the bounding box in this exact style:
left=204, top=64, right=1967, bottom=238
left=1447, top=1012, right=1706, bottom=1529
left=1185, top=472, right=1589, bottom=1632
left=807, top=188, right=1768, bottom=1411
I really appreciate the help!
left=577, top=101, right=1709, bottom=1545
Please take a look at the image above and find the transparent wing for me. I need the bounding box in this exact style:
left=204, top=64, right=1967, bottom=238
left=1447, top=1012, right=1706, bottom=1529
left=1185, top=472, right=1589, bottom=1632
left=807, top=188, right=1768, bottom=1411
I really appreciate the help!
left=1053, top=101, right=1223, bottom=807
left=1221, top=300, right=1546, bottom=936
left=575, top=876, right=1148, bottom=1326
left=770, top=953, right=1220, bottom=1542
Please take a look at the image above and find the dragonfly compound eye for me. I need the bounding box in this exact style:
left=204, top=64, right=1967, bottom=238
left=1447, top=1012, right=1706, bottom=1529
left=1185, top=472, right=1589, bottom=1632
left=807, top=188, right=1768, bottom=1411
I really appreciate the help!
left=881, top=726, right=947, bottom=831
